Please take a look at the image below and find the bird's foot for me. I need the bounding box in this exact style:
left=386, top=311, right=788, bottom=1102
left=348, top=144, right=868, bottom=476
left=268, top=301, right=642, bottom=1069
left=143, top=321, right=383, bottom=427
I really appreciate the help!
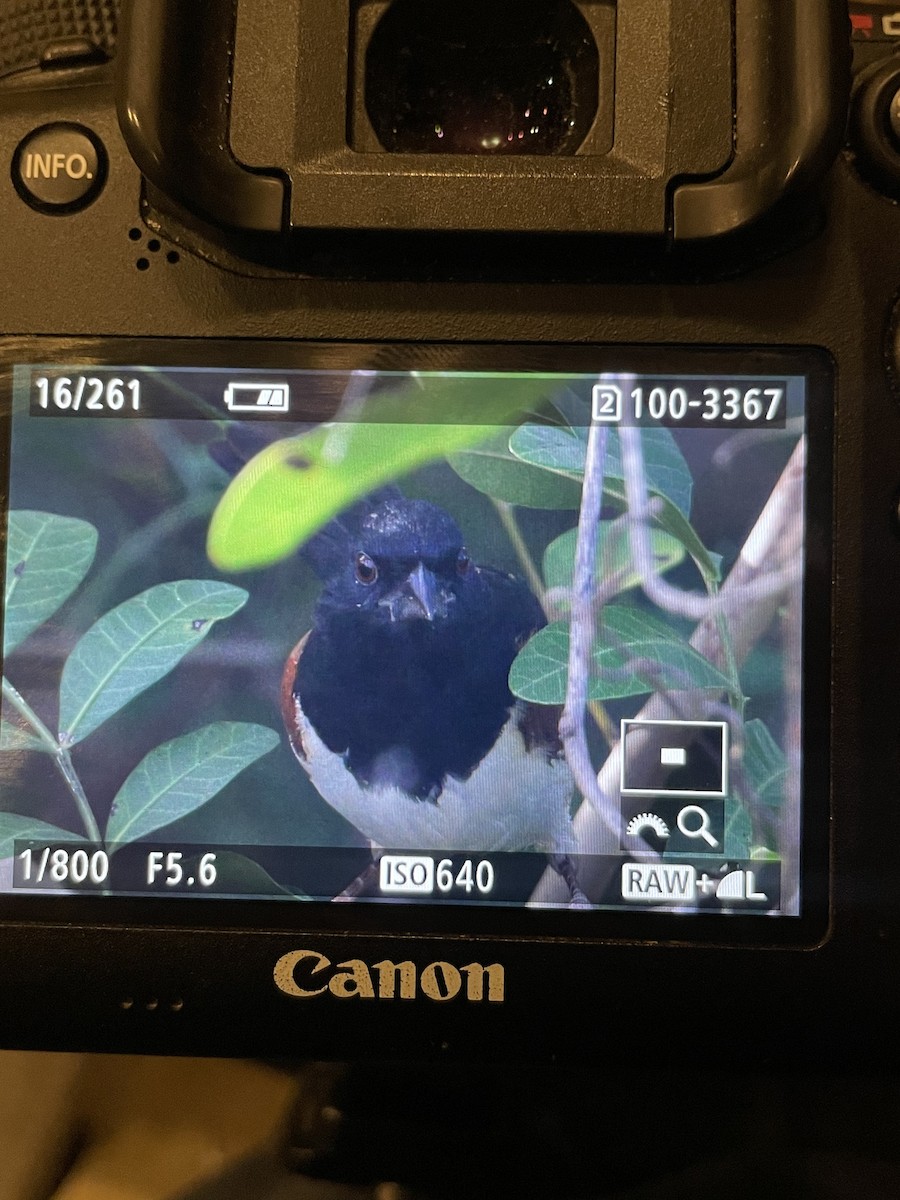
left=333, top=856, right=380, bottom=902
left=549, top=854, right=592, bottom=910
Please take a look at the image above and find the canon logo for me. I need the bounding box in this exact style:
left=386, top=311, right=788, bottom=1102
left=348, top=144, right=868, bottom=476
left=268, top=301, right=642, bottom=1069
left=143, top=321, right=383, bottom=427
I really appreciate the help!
left=273, top=949, right=505, bottom=1003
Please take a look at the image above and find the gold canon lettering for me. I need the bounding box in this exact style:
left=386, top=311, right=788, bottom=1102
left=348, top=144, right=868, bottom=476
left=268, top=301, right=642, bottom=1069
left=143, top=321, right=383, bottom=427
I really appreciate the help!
left=419, top=961, right=462, bottom=1001
left=273, top=949, right=330, bottom=997
left=460, top=962, right=505, bottom=1002
left=373, top=959, right=417, bottom=999
left=328, top=958, right=375, bottom=999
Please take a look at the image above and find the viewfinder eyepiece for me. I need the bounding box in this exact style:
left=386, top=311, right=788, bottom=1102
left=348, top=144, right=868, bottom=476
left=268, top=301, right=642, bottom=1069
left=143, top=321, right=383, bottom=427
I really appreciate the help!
left=364, top=0, right=600, bottom=156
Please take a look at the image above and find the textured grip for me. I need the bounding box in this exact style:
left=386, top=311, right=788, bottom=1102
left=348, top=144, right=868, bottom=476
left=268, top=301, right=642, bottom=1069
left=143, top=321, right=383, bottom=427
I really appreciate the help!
left=0, top=0, right=118, bottom=77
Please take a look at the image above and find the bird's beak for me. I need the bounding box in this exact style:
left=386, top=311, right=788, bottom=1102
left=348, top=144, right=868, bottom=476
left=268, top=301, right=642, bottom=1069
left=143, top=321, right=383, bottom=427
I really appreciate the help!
left=405, top=562, right=440, bottom=621
left=379, top=563, right=447, bottom=622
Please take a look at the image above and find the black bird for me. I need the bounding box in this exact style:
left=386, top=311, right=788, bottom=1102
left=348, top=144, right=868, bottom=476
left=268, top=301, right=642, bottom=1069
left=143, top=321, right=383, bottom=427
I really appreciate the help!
left=281, top=491, right=575, bottom=856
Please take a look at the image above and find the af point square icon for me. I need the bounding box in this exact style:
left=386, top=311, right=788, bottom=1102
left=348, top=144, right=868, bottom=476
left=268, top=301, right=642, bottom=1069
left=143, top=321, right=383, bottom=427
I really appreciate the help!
left=620, top=719, right=728, bottom=798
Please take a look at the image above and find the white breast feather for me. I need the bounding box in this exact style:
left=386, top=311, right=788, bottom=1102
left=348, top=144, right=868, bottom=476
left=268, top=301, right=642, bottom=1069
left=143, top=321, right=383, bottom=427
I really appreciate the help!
left=291, top=698, right=575, bottom=854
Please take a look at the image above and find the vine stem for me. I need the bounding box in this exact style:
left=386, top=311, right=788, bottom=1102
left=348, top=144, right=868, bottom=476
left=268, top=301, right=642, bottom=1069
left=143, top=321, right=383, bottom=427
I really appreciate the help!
left=492, top=498, right=616, bottom=747
left=2, top=677, right=102, bottom=844
left=557, top=421, right=621, bottom=852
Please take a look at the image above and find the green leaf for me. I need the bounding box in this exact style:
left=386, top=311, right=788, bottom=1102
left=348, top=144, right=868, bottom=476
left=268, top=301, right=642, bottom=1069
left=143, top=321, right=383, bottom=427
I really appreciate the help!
left=742, top=719, right=787, bottom=809
left=59, top=581, right=248, bottom=745
left=194, top=850, right=306, bottom=898
left=207, top=376, right=553, bottom=571
left=542, top=522, right=685, bottom=600
left=507, top=424, right=720, bottom=585
left=106, top=722, right=280, bottom=845
left=509, top=424, right=694, bottom=519
left=448, top=428, right=583, bottom=509
left=4, top=511, right=98, bottom=655
left=0, top=813, right=81, bottom=858
left=508, top=604, right=731, bottom=705
left=0, top=720, right=48, bottom=754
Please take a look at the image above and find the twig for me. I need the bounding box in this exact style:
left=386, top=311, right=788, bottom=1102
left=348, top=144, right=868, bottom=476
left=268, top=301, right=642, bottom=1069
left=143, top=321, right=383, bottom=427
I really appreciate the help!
left=557, top=420, right=621, bottom=853
left=530, top=439, right=807, bottom=905
left=492, top=499, right=545, bottom=599
left=1, top=677, right=101, bottom=844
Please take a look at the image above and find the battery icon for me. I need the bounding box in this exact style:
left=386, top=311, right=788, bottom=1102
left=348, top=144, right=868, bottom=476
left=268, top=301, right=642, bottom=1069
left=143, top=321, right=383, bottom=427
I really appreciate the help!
left=224, top=382, right=290, bottom=413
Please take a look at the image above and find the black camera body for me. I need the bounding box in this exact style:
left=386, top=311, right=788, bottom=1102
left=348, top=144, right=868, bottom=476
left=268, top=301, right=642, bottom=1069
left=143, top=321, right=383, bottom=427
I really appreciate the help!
left=0, top=0, right=898, bottom=1069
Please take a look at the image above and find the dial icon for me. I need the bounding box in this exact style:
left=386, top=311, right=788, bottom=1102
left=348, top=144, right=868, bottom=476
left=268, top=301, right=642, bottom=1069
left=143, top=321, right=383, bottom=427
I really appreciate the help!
left=625, top=812, right=670, bottom=839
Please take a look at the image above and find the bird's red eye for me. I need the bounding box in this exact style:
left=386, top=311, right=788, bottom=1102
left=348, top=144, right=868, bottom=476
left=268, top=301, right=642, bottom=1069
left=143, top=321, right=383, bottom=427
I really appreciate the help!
left=355, top=553, right=378, bottom=585
left=456, top=549, right=471, bottom=576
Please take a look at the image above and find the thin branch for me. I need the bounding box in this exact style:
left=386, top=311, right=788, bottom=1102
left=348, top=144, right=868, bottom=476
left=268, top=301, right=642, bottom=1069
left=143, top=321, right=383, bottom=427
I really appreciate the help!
left=2, top=677, right=102, bottom=844
left=530, top=439, right=807, bottom=906
left=558, top=421, right=621, bottom=852
left=492, top=499, right=545, bottom=599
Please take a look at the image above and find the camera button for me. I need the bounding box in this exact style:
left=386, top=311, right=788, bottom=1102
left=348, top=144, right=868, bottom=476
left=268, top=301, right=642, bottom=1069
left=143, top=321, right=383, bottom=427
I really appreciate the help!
left=11, top=124, right=107, bottom=215
left=889, top=87, right=900, bottom=149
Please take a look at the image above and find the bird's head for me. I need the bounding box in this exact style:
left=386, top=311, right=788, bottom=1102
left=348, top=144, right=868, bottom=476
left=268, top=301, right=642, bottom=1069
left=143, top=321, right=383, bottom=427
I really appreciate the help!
left=315, top=498, right=478, bottom=626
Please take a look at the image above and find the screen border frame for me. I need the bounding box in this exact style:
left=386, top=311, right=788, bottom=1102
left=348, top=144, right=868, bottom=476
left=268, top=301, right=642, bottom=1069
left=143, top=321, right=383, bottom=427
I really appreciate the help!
left=0, top=336, right=834, bottom=951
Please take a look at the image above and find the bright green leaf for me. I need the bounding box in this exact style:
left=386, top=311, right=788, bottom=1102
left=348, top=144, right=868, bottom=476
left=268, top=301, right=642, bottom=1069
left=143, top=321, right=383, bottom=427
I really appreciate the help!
left=448, top=428, right=583, bottom=509
left=207, top=376, right=554, bottom=571
left=106, top=722, right=280, bottom=846
left=542, top=522, right=685, bottom=600
left=59, top=581, right=248, bottom=745
left=0, top=813, right=81, bottom=858
left=4, top=511, right=98, bottom=655
left=508, top=605, right=730, bottom=705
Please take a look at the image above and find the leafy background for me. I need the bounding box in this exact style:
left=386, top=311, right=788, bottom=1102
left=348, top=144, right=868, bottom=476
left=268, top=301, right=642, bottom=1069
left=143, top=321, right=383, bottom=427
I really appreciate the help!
left=0, top=372, right=798, bottom=875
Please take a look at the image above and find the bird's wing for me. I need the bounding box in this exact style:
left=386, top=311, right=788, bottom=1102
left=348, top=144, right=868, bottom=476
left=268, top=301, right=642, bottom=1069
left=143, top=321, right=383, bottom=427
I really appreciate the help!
left=281, top=632, right=311, bottom=764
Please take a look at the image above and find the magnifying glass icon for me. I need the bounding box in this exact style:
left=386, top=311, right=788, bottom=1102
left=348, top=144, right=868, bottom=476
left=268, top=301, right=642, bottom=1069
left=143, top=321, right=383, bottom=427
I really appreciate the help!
left=676, top=804, right=719, bottom=848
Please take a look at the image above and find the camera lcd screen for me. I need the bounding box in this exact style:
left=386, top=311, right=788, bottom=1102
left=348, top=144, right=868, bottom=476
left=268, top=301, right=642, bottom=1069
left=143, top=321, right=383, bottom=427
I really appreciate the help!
left=0, top=345, right=831, bottom=925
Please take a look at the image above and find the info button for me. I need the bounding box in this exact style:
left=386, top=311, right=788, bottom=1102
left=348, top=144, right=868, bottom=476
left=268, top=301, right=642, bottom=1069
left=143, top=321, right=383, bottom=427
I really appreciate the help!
left=12, top=123, right=107, bottom=214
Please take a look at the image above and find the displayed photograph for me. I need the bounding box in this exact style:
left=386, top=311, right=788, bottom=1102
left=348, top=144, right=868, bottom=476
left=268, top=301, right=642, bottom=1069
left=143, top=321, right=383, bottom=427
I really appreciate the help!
left=0, top=367, right=806, bottom=912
